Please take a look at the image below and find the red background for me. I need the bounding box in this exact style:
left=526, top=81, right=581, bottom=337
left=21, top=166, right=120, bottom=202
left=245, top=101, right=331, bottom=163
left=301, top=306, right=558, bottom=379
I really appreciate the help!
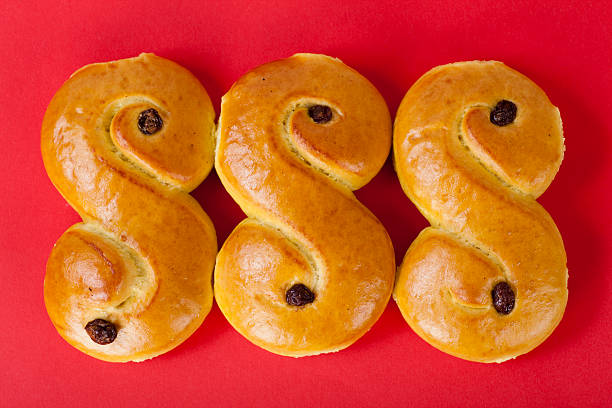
left=1, top=0, right=610, bottom=406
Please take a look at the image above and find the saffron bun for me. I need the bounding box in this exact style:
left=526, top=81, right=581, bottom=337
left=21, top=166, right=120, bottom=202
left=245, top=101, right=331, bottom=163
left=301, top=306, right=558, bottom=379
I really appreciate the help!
left=392, top=61, right=568, bottom=363
left=42, top=53, right=217, bottom=362
left=214, top=53, right=395, bottom=357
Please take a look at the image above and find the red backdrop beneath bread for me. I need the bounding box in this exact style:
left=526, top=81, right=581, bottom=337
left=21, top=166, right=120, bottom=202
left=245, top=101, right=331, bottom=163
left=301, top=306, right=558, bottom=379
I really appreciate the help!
left=1, top=0, right=610, bottom=406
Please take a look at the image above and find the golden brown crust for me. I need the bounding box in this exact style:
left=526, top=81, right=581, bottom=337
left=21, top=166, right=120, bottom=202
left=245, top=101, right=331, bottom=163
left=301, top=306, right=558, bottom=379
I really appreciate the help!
left=41, top=53, right=217, bottom=362
left=393, top=61, right=568, bottom=362
left=214, top=53, right=395, bottom=356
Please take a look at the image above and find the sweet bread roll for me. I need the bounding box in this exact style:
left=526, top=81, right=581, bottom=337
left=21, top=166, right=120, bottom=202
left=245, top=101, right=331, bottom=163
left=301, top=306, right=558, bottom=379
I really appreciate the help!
left=41, top=53, right=217, bottom=362
left=393, top=61, right=568, bottom=362
left=214, top=53, right=395, bottom=356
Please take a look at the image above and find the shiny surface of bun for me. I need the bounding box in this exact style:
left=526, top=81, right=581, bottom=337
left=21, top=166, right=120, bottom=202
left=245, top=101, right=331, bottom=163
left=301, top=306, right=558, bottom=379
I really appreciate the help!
left=41, top=53, right=217, bottom=362
left=393, top=61, right=567, bottom=362
left=215, top=53, right=395, bottom=356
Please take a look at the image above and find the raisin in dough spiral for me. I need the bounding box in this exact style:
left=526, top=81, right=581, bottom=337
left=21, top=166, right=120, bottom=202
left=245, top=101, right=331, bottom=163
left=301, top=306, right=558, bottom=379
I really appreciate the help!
left=393, top=61, right=568, bottom=362
left=41, top=53, right=217, bottom=362
left=214, top=54, right=395, bottom=356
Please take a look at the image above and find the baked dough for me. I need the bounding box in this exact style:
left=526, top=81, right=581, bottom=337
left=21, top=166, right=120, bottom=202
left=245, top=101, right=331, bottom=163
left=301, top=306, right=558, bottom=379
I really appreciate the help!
left=214, top=53, right=395, bottom=356
left=393, top=61, right=568, bottom=362
left=41, top=53, right=217, bottom=362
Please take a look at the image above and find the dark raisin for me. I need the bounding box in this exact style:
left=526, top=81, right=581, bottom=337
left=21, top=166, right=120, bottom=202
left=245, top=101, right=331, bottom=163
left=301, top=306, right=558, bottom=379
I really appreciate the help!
left=85, top=319, right=117, bottom=345
left=490, top=100, right=517, bottom=126
left=286, top=283, right=315, bottom=306
left=308, top=105, right=332, bottom=123
left=491, top=282, right=515, bottom=315
left=137, top=108, right=163, bottom=134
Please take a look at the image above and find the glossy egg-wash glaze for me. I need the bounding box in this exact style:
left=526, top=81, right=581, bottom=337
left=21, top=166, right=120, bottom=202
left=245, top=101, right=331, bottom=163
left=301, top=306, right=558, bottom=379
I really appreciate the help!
left=214, top=54, right=395, bottom=356
left=41, top=54, right=217, bottom=362
left=393, top=61, right=568, bottom=362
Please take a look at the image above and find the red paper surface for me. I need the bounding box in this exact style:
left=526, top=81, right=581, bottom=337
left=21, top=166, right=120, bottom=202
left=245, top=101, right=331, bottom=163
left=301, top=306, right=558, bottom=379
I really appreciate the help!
left=1, top=0, right=610, bottom=406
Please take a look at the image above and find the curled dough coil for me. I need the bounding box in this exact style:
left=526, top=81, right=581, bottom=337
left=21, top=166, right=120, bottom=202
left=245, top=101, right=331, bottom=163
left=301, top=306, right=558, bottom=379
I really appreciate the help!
left=393, top=61, right=568, bottom=362
left=214, top=53, right=395, bottom=356
left=41, top=54, right=217, bottom=362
